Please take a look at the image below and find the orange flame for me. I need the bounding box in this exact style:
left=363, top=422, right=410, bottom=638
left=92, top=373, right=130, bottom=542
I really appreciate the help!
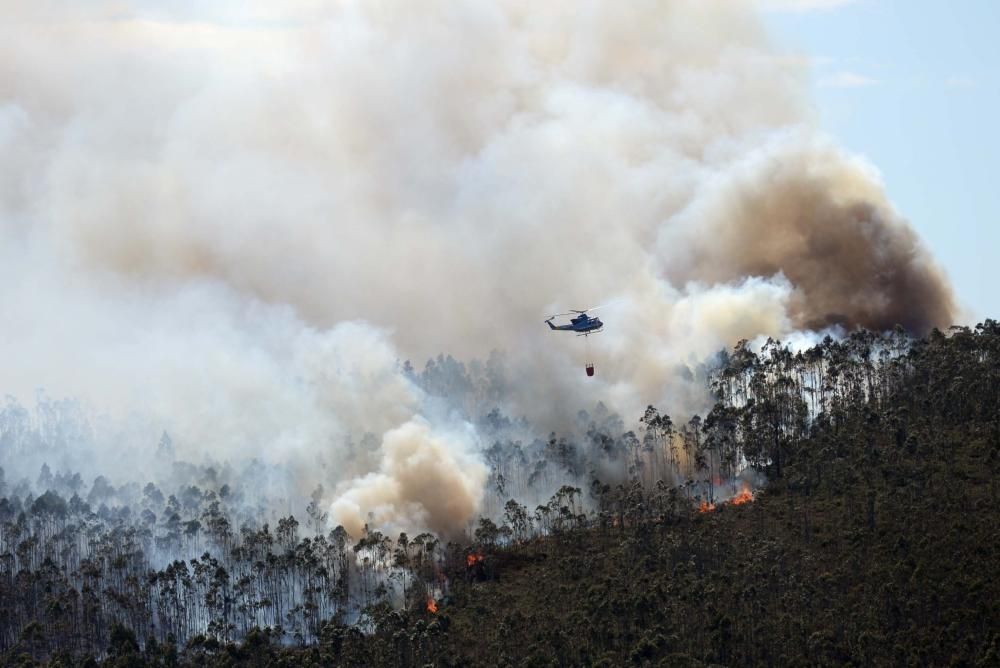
left=697, top=484, right=754, bottom=512
left=466, top=552, right=484, bottom=567
left=426, top=597, right=438, bottom=614
left=730, top=485, right=754, bottom=505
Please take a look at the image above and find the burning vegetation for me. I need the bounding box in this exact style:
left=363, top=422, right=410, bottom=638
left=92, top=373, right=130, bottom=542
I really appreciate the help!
left=730, top=485, right=754, bottom=506
left=698, top=483, right=756, bottom=513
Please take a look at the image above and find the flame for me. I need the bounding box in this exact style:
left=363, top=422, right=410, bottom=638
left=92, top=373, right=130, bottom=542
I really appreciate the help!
left=426, top=597, right=438, bottom=614
left=696, top=484, right=755, bottom=513
left=466, top=552, right=485, bottom=567
left=730, top=485, right=754, bottom=505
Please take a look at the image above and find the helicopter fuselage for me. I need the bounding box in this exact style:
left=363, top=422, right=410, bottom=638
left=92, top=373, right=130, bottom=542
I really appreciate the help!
left=546, top=314, right=603, bottom=334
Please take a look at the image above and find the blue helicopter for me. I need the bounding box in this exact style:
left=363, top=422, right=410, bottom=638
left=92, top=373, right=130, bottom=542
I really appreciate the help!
left=545, top=308, right=604, bottom=335
left=546, top=306, right=608, bottom=376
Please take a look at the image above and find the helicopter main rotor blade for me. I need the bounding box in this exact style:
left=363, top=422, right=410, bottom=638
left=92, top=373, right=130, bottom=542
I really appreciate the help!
left=571, top=300, right=622, bottom=314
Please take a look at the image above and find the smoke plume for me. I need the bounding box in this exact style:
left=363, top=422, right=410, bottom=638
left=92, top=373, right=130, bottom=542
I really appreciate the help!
left=0, top=1, right=956, bottom=535
left=330, top=419, right=488, bottom=537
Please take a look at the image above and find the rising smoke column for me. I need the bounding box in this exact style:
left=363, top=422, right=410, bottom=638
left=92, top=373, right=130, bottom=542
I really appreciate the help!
left=330, top=419, right=488, bottom=537
left=659, top=132, right=956, bottom=333
left=0, top=1, right=956, bottom=535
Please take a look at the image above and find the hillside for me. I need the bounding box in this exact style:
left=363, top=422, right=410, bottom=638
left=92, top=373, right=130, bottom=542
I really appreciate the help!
left=4, top=322, right=1000, bottom=667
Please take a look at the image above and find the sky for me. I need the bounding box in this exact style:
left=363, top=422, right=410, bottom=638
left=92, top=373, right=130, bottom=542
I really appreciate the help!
left=763, top=0, right=999, bottom=323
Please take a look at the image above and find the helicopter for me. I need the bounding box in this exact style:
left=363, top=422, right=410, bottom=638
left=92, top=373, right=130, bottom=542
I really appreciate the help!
left=545, top=307, right=608, bottom=377
left=545, top=309, right=604, bottom=335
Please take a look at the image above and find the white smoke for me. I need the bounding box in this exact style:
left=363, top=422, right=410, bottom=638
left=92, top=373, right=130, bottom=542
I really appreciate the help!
left=330, top=418, right=488, bottom=537
left=0, top=1, right=954, bottom=535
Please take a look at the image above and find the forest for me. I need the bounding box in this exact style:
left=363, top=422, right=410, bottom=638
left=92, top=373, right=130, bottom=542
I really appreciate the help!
left=1, top=321, right=998, bottom=666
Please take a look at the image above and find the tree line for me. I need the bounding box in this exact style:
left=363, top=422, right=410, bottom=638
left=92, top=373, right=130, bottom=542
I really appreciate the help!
left=1, top=320, right=998, bottom=664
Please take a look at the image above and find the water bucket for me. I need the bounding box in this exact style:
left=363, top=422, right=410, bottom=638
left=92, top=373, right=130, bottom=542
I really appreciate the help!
left=585, top=363, right=595, bottom=377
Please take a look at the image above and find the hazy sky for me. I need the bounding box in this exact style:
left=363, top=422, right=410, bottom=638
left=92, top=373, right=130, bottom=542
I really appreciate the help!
left=763, top=0, right=998, bottom=323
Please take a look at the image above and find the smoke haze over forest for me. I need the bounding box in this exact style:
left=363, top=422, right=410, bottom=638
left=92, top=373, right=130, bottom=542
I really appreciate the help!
left=0, top=1, right=957, bottom=537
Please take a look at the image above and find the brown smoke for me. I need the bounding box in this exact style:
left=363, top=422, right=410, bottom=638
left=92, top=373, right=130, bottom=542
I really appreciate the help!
left=662, top=138, right=956, bottom=334
left=329, top=419, right=488, bottom=537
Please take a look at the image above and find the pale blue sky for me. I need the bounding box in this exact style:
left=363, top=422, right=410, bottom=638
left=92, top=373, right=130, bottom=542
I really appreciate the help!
left=763, top=0, right=998, bottom=323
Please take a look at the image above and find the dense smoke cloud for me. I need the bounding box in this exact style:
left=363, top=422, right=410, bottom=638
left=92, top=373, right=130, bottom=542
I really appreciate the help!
left=660, top=133, right=956, bottom=333
left=0, top=1, right=955, bottom=535
left=330, top=419, right=488, bottom=537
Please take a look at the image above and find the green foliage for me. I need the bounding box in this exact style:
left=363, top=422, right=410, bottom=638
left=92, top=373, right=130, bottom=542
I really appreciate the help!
left=3, top=322, right=1000, bottom=665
